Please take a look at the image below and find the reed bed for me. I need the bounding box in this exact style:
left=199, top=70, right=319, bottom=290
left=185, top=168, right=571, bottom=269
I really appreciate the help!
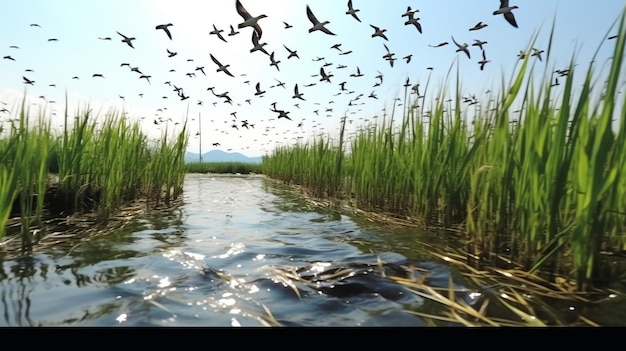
left=263, top=14, right=626, bottom=291
left=0, top=98, right=188, bottom=249
left=185, top=161, right=263, bottom=174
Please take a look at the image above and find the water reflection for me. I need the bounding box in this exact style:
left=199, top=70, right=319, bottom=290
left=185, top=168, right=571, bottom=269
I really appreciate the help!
left=0, top=174, right=623, bottom=326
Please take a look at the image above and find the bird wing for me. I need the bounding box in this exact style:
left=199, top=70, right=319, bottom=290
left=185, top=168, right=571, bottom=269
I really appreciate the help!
left=251, top=30, right=261, bottom=45
left=210, top=53, right=221, bottom=66
left=504, top=12, right=518, bottom=28
left=235, top=0, right=252, bottom=20
left=451, top=36, right=461, bottom=48
left=306, top=5, right=320, bottom=25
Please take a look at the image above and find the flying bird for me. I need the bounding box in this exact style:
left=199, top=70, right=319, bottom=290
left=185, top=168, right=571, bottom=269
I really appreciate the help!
left=283, top=21, right=293, bottom=29
left=382, top=43, right=396, bottom=67
left=236, top=0, right=267, bottom=39
left=255, top=82, right=266, bottom=96
left=320, top=67, right=333, bottom=83
left=195, top=66, right=206, bottom=76
left=306, top=5, right=336, bottom=35
left=472, top=39, right=488, bottom=50
left=478, top=50, right=490, bottom=71
left=469, top=22, right=488, bottom=31
left=228, top=25, right=240, bottom=36
left=350, top=66, right=364, bottom=78
left=370, top=25, right=389, bottom=40
left=292, top=84, right=306, bottom=100
left=531, top=48, right=544, bottom=62
left=210, top=24, right=228, bottom=43
left=167, top=49, right=177, bottom=57
left=269, top=51, right=281, bottom=71
left=210, top=53, right=234, bottom=77
left=117, top=31, right=136, bottom=48
left=283, top=44, right=299, bottom=59
left=23, top=76, right=35, bottom=85
left=92, top=73, right=104, bottom=78
left=402, top=6, right=420, bottom=18
left=274, top=78, right=286, bottom=89
left=493, top=0, right=519, bottom=28
left=429, top=41, right=449, bottom=48
left=271, top=107, right=292, bottom=120
left=250, top=31, right=269, bottom=55
left=156, top=23, right=173, bottom=39
left=404, top=16, right=422, bottom=33
left=345, top=0, right=361, bottom=22
left=451, top=36, right=471, bottom=59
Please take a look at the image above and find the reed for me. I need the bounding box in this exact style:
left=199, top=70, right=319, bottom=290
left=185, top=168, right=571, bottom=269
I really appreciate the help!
left=263, top=12, right=626, bottom=290
left=0, top=97, right=189, bottom=248
left=185, top=162, right=263, bottom=174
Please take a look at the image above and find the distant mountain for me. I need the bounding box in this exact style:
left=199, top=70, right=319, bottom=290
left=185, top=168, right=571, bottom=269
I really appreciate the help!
left=185, top=150, right=263, bottom=164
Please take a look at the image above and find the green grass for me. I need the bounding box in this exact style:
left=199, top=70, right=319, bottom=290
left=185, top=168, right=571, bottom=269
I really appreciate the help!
left=262, top=11, right=626, bottom=291
left=185, top=162, right=263, bottom=174
left=0, top=97, right=189, bottom=248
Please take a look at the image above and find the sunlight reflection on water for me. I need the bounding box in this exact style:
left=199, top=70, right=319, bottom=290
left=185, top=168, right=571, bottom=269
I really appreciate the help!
left=0, top=175, right=623, bottom=326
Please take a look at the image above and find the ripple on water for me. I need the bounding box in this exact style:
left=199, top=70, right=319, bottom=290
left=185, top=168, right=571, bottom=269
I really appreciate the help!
left=2, top=175, right=623, bottom=326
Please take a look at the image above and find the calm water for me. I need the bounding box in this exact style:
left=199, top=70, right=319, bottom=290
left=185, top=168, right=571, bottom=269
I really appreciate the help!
left=0, top=174, right=624, bottom=326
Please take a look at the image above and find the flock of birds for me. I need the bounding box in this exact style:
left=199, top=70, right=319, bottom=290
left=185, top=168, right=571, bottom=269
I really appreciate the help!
left=1, top=0, right=604, bottom=155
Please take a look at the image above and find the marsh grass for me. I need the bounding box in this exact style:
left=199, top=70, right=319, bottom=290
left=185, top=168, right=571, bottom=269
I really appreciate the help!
left=263, top=12, right=626, bottom=290
left=185, top=161, right=263, bottom=174
left=0, top=97, right=188, bottom=249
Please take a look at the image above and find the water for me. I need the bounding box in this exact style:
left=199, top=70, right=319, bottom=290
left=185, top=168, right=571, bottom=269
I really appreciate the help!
left=0, top=174, right=624, bottom=326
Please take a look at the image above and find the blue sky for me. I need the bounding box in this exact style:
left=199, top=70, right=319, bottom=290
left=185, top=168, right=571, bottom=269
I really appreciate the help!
left=1, top=0, right=624, bottom=157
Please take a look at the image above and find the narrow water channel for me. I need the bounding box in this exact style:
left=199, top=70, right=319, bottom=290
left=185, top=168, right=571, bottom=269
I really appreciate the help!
left=0, top=174, right=624, bottom=326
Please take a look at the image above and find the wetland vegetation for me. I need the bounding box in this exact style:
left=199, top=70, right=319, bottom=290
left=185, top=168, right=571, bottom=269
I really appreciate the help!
left=0, top=98, right=188, bottom=251
left=185, top=161, right=263, bottom=174
left=262, top=19, right=626, bottom=292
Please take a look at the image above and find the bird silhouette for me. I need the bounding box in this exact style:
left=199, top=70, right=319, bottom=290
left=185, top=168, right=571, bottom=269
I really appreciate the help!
left=156, top=23, right=173, bottom=39
left=345, top=0, right=361, bottom=22
left=210, top=54, right=234, bottom=77
left=117, top=31, right=136, bottom=48
left=236, top=0, right=267, bottom=38
left=307, top=5, right=336, bottom=35
left=493, top=0, right=519, bottom=28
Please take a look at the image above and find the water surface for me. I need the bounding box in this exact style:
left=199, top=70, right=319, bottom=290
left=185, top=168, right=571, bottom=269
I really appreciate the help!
left=0, top=174, right=624, bottom=326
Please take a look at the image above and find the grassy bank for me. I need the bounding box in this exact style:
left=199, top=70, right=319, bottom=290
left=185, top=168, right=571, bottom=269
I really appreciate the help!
left=262, top=15, right=626, bottom=291
left=185, top=161, right=263, bottom=174
left=0, top=98, right=188, bottom=249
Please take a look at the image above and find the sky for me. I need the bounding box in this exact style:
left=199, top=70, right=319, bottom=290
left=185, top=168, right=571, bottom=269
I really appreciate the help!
left=0, top=0, right=624, bottom=157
